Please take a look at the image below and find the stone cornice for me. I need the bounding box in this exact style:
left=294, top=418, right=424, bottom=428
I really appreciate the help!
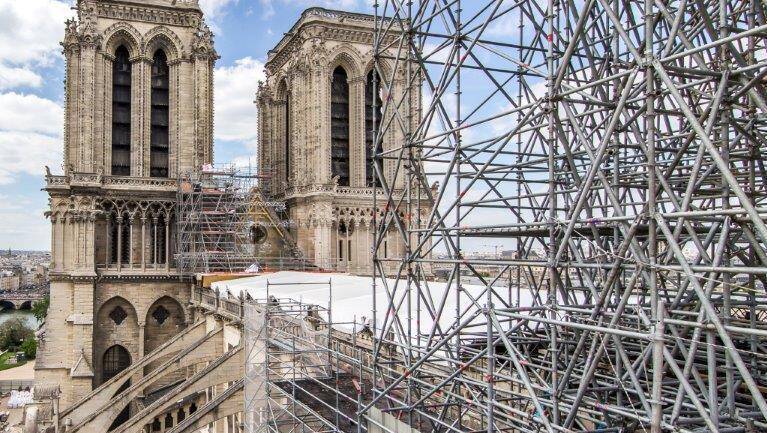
left=265, top=8, right=401, bottom=74
left=97, top=1, right=202, bottom=28
left=45, top=173, right=178, bottom=194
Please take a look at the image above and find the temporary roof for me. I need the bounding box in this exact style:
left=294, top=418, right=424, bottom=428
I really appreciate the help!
left=211, top=271, right=539, bottom=334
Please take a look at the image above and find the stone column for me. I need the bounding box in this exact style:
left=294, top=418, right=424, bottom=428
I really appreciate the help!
left=131, top=57, right=150, bottom=177
left=192, top=51, right=215, bottom=168
left=138, top=322, right=145, bottom=358
left=349, top=75, right=365, bottom=187
left=70, top=279, right=95, bottom=403
left=50, top=215, right=58, bottom=271
left=314, top=221, right=331, bottom=269
left=62, top=40, right=80, bottom=174
left=168, top=59, right=179, bottom=177
left=116, top=216, right=123, bottom=271
left=141, top=216, right=147, bottom=271
left=165, top=221, right=170, bottom=271
left=128, top=216, right=134, bottom=268
left=85, top=214, right=96, bottom=270
left=105, top=216, right=111, bottom=267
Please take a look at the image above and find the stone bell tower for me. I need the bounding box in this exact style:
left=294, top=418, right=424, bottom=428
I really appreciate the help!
left=38, top=0, right=216, bottom=409
left=257, top=8, right=428, bottom=276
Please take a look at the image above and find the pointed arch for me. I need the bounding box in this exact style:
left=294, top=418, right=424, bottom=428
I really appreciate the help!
left=102, top=22, right=142, bottom=59
left=95, top=296, right=139, bottom=385
left=143, top=26, right=184, bottom=62
left=326, top=46, right=364, bottom=80
left=144, top=295, right=185, bottom=355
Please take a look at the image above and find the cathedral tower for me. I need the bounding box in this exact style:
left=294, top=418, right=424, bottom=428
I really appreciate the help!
left=39, top=0, right=216, bottom=408
left=257, top=8, right=428, bottom=275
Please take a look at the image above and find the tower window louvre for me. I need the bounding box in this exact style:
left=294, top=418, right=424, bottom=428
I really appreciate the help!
left=331, top=66, right=350, bottom=187
left=365, top=70, right=383, bottom=187
left=150, top=50, right=169, bottom=178
left=111, top=46, right=132, bottom=176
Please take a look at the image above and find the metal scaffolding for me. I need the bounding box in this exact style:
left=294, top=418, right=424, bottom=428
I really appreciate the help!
left=366, top=0, right=767, bottom=432
left=176, top=165, right=306, bottom=274
left=176, top=166, right=261, bottom=273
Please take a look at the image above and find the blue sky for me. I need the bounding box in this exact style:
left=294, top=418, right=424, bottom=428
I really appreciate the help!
left=0, top=0, right=373, bottom=251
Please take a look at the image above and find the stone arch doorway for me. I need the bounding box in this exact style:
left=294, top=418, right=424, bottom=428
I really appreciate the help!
left=144, top=296, right=185, bottom=355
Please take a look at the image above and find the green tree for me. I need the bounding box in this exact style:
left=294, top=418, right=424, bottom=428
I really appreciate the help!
left=0, top=319, right=33, bottom=352
left=31, top=295, right=49, bottom=323
left=20, top=338, right=36, bottom=359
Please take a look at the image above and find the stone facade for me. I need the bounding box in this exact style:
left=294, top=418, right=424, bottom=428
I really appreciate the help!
left=257, top=8, right=429, bottom=275
left=37, top=0, right=216, bottom=409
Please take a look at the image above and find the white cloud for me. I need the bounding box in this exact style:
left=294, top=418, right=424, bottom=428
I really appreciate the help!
left=0, top=194, right=50, bottom=250
left=486, top=9, right=520, bottom=38
left=0, top=93, right=63, bottom=184
left=198, top=0, right=238, bottom=31
left=0, top=0, right=73, bottom=66
left=0, top=64, right=42, bottom=90
left=0, top=92, right=63, bottom=136
left=0, top=131, right=61, bottom=185
left=214, top=57, right=264, bottom=143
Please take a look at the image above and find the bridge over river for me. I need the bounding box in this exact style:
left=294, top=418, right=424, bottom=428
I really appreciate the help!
left=0, top=289, right=46, bottom=310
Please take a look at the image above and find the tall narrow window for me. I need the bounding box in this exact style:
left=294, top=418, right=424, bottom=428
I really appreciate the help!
left=121, top=217, right=131, bottom=264
left=150, top=50, right=169, bottom=178
left=110, top=218, right=119, bottom=264
left=111, top=46, right=132, bottom=176
left=149, top=216, right=167, bottom=265
left=285, top=92, right=290, bottom=183
left=331, top=66, right=350, bottom=187
left=110, top=216, right=131, bottom=265
left=365, top=70, right=383, bottom=187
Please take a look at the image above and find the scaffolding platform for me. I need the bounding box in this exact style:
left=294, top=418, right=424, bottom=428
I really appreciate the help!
left=175, top=165, right=307, bottom=275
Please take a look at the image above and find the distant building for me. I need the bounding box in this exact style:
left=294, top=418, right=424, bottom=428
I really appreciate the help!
left=0, top=272, right=20, bottom=291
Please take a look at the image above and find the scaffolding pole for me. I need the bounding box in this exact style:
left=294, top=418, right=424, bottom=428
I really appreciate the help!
left=366, top=0, right=767, bottom=432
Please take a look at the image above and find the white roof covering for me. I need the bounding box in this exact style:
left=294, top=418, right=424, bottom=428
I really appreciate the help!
left=212, top=271, right=538, bottom=333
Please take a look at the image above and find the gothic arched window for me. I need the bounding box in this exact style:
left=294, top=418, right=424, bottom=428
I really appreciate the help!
left=365, top=70, right=383, bottom=187
left=285, top=91, right=291, bottom=183
left=331, top=66, right=350, bottom=187
left=102, top=345, right=131, bottom=383
left=150, top=50, right=170, bottom=178
left=111, top=46, right=132, bottom=176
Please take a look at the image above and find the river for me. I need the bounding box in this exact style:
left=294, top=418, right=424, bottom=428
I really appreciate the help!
left=0, top=310, right=39, bottom=329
